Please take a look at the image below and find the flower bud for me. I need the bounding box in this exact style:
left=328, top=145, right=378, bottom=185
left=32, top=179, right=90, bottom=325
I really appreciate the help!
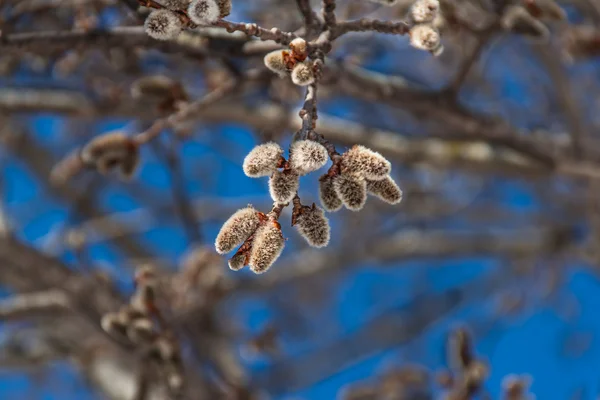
left=228, top=252, right=247, bottom=271
left=289, top=140, right=328, bottom=175
left=188, top=0, right=220, bottom=24
left=366, top=176, right=403, bottom=205
left=409, top=24, right=443, bottom=54
left=409, top=0, right=440, bottom=23
left=217, top=0, right=232, bottom=17
left=291, top=62, right=315, bottom=86
left=264, top=50, right=290, bottom=77
left=340, top=145, right=391, bottom=181
left=501, top=6, right=549, bottom=40
left=215, top=206, right=260, bottom=254
left=333, top=175, right=367, bottom=211
left=319, top=175, right=343, bottom=212
left=144, top=10, right=182, bottom=41
left=80, top=131, right=140, bottom=179
left=294, top=205, right=330, bottom=248
left=269, top=170, right=299, bottom=204
left=248, top=222, right=285, bottom=274
left=243, top=142, right=283, bottom=177
left=289, top=37, right=308, bottom=59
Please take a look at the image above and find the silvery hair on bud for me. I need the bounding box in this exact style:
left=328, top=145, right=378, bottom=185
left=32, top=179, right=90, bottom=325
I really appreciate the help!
left=291, top=62, right=315, bottom=86
left=243, top=142, right=283, bottom=177
left=409, top=24, right=443, bottom=54
left=144, top=9, right=183, bottom=41
left=289, top=140, right=328, bottom=175
left=289, top=38, right=308, bottom=56
left=333, top=174, right=367, bottom=211
left=319, top=175, right=343, bottom=212
left=410, top=0, right=440, bottom=24
left=269, top=170, right=300, bottom=204
left=188, top=0, right=220, bottom=24
left=215, top=206, right=260, bottom=254
left=264, top=50, right=289, bottom=77
left=341, top=145, right=391, bottom=181
left=249, top=222, right=285, bottom=274
left=295, top=206, right=331, bottom=248
left=366, top=176, right=403, bottom=205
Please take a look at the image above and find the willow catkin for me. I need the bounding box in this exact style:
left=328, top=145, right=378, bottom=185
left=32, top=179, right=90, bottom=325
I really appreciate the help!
left=333, top=174, right=367, bottom=211
left=264, top=50, right=289, bottom=77
left=159, top=0, right=191, bottom=10
left=248, top=222, right=285, bottom=274
left=409, top=0, right=440, bottom=23
left=319, top=175, right=343, bottom=212
left=289, top=139, right=328, bottom=175
left=215, top=206, right=260, bottom=254
left=81, top=131, right=140, bottom=178
left=269, top=170, right=299, bottom=204
left=409, top=24, right=443, bottom=55
left=144, top=10, right=182, bottom=41
left=243, top=142, right=283, bottom=177
left=366, top=175, right=403, bottom=205
left=188, top=0, right=220, bottom=24
left=340, top=145, right=391, bottom=181
left=217, top=0, right=232, bottom=17
left=294, top=206, right=331, bottom=248
left=291, top=62, right=315, bottom=86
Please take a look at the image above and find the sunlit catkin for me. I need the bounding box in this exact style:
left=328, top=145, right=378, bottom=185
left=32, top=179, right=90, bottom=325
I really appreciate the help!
left=264, top=50, right=289, bottom=77
left=215, top=206, right=260, bottom=254
left=291, top=62, right=315, bottom=86
left=341, top=145, right=391, bottom=181
left=289, top=139, right=328, bottom=175
left=294, top=206, right=331, bottom=248
left=248, top=222, right=285, bottom=274
left=366, top=176, right=403, bottom=205
left=269, top=170, right=299, bottom=204
left=144, top=10, right=182, bottom=41
left=333, top=175, right=367, bottom=211
left=243, top=142, right=283, bottom=177
left=410, top=0, right=440, bottom=23
left=188, top=0, right=220, bottom=24
left=409, top=24, right=443, bottom=54
left=319, top=175, right=343, bottom=212
left=217, top=0, right=232, bottom=17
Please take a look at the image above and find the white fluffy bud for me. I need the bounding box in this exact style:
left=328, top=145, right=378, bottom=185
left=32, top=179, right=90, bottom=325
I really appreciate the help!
left=366, top=176, right=403, bottom=205
left=289, top=38, right=308, bottom=57
left=409, top=24, right=443, bottom=55
left=215, top=207, right=260, bottom=254
left=243, top=142, right=283, bottom=177
left=341, top=145, right=391, bottom=181
left=144, top=10, right=182, bottom=41
left=291, top=62, right=315, bottom=86
left=319, top=175, right=343, bottom=212
left=248, top=222, right=285, bottom=274
left=188, top=0, right=220, bottom=24
left=289, top=140, right=328, bottom=175
left=333, top=175, right=367, bottom=211
left=410, top=0, right=440, bottom=23
left=294, top=206, right=331, bottom=248
left=269, top=170, right=299, bottom=204
left=264, top=50, right=289, bottom=77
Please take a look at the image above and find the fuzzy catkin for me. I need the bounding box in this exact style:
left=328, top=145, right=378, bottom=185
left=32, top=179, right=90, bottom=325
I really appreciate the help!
left=340, top=145, right=391, bottom=181
left=228, top=252, right=247, bottom=271
left=217, top=0, right=231, bottom=17
left=291, top=62, right=315, bottom=86
left=410, top=0, right=440, bottom=23
left=295, top=206, right=331, bottom=248
left=269, top=170, right=299, bottom=204
left=215, top=206, right=260, bottom=254
left=333, top=174, right=367, bottom=211
left=159, top=0, right=191, bottom=10
left=144, top=10, right=182, bottom=41
left=243, top=142, right=283, bottom=177
left=248, top=222, right=285, bottom=274
left=289, top=38, right=307, bottom=57
left=188, top=0, right=220, bottom=24
left=264, top=50, right=289, bottom=77
left=366, top=176, right=403, bottom=205
left=409, top=24, right=442, bottom=53
left=319, top=175, right=343, bottom=212
left=289, top=140, right=328, bottom=175
left=81, top=131, right=140, bottom=178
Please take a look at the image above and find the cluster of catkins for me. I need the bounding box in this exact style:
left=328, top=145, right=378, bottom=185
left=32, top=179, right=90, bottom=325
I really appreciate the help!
left=406, top=0, right=444, bottom=55
left=101, top=266, right=184, bottom=393
left=264, top=38, right=316, bottom=86
left=215, top=138, right=402, bottom=273
left=144, top=0, right=231, bottom=41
